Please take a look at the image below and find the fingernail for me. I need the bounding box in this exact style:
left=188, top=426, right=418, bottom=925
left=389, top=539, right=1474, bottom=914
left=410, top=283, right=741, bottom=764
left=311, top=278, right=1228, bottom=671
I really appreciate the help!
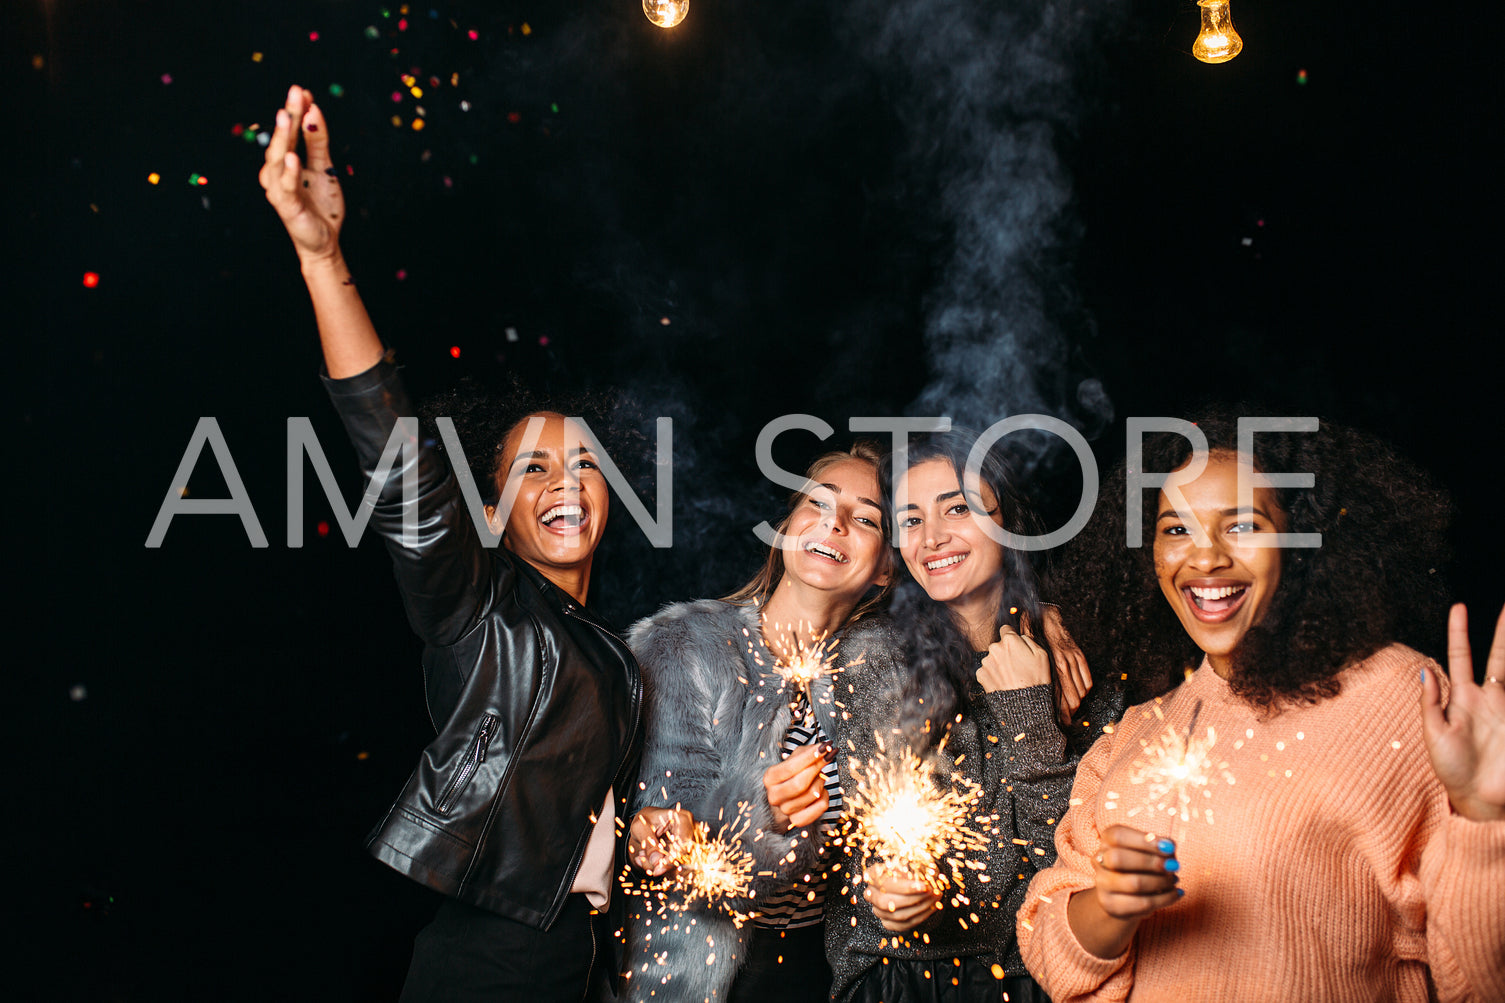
left=1156, top=838, right=1175, bottom=854
left=1419, top=668, right=1426, bottom=683
left=306, top=122, right=319, bottom=132
left=819, top=741, right=836, bottom=761
left=1177, top=887, right=1185, bottom=897
left=1164, top=858, right=1180, bottom=873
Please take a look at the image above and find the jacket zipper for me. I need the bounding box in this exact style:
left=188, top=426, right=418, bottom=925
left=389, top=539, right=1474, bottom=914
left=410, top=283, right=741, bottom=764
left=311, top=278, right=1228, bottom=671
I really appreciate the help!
left=435, top=713, right=499, bottom=815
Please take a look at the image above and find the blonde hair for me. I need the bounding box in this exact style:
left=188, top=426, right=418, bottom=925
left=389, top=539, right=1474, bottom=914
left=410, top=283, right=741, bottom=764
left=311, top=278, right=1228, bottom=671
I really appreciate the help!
left=723, top=439, right=894, bottom=623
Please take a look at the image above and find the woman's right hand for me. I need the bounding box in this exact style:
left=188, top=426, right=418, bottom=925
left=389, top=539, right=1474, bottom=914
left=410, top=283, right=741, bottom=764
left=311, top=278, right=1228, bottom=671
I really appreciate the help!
left=862, top=863, right=942, bottom=933
left=627, top=806, right=696, bottom=877
left=258, top=84, right=345, bottom=265
left=1067, top=825, right=1181, bottom=959
left=762, top=741, right=835, bottom=832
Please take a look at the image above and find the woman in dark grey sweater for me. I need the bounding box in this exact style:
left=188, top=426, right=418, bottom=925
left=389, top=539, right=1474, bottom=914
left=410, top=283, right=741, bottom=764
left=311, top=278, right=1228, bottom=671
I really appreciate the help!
left=823, top=430, right=1106, bottom=1003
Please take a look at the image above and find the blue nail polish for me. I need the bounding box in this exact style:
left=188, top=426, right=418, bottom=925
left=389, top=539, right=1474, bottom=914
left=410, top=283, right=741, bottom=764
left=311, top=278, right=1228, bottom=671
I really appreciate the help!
left=1157, top=839, right=1175, bottom=854
left=1164, top=858, right=1180, bottom=873
left=1177, top=887, right=1185, bottom=897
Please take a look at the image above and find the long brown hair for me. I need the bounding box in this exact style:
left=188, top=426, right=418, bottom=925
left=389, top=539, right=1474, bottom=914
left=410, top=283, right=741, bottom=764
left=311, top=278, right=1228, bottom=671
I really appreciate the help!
left=723, top=440, right=894, bottom=623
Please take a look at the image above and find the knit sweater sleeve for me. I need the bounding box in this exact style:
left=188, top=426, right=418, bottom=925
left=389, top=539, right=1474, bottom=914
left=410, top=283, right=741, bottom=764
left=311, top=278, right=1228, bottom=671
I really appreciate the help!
left=1421, top=812, right=1505, bottom=1001
left=979, top=684, right=1076, bottom=872
left=1016, top=725, right=1137, bottom=1002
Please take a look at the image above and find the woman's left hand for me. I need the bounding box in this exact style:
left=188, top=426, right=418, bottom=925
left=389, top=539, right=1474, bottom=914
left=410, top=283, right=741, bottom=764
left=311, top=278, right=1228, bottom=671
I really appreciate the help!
left=977, top=620, right=1050, bottom=693
left=1422, top=604, right=1505, bottom=822
left=763, top=741, right=834, bottom=832
left=1043, top=605, right=1093, bottom=725
left=861, top=864, right=942, bottom=933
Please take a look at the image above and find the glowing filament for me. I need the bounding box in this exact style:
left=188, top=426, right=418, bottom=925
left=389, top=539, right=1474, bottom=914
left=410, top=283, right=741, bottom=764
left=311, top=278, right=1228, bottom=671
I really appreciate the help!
left=1127, top=706, right=1235, bottom=825
left=1193, top=0, right=1244, bottom=64
left=643, top=0, right=689, bottom=29
left=621, top=811, right=758, bottom=928
left=844, top=743, right=988, bottom=896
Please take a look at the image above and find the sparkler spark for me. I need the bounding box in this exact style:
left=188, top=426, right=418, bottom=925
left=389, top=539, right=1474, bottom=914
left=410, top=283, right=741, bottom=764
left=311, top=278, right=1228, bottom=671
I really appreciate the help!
left=842, top=742, right=988, bottom=897
left=621, top=810, right=759, bottom=928
left=770, top=627, right=841, bottom=708
left=1127, top=699, right=1235, bottom=825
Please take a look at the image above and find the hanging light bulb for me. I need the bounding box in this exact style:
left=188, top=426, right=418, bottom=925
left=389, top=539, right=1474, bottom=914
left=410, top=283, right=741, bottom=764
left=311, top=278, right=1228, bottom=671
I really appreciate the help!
left=643, top=0, right=689, bottom=28
left=1193, top=0, right=1243, bottom=64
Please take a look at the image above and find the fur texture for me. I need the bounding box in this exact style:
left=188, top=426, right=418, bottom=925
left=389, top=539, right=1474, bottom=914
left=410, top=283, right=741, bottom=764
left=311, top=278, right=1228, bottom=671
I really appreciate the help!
left=617, top=600, right=840, bottom=1002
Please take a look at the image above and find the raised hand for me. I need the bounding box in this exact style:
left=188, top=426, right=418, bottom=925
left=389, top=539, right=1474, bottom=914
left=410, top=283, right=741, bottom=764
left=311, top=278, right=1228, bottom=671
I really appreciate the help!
left=258, top=84, right=345, bottom=264
left=627, top=806, right=696, bottom=876
left=861, top=863, right=942, bottom=933
left=1043, top=604, right=1093, bottom=725
left=763, top=741, right=835, bottom=832
left=1066, top=825, right=1181, bottom=959
left=1421, top=604, right=1505, bottom=822
left=977, top=615, right=1050, bottom=693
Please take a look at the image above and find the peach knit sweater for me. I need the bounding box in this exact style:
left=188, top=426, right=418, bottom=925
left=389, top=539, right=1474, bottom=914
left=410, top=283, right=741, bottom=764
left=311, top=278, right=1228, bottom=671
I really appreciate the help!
left=1017, top=644, right=1505, bottom=1002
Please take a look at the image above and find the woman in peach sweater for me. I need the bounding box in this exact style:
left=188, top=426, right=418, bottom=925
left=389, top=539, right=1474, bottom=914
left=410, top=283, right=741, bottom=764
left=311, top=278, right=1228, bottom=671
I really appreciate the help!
left=1017, top=412, right=1505, bottom=1002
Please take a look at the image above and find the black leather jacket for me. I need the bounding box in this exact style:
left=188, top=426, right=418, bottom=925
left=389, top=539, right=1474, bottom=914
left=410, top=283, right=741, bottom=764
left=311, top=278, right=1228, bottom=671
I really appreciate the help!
left=324, top=359, right=643, bottom=929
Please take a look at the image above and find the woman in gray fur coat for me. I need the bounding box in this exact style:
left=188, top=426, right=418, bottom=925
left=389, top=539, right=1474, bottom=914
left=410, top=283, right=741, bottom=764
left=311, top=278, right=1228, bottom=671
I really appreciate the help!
left=618, top=441, right=895, bottom=1003
left=822, top=430, right=1109, bottom=1003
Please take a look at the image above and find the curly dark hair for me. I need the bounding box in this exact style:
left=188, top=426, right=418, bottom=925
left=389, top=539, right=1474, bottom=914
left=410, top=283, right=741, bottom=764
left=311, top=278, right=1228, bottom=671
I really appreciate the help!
left=1047, top=407, right=1452, bottom=714
left=416, top=373, right=647, bottom=506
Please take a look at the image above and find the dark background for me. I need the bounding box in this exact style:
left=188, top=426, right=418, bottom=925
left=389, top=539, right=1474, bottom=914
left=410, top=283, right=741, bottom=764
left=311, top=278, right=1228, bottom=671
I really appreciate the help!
left=8, top=0, right=1500, bottom=998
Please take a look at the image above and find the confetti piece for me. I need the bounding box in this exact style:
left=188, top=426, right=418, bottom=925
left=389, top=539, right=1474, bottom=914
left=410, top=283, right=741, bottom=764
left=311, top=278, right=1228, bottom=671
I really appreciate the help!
left=308, top=31, right=320, bottom=41
left=521, top=22, right=532, bottom=34
left=70, top=684, right=88, bottom=701
left=147, top=172, right=160, bottom=185
left=316, top=520, right=330, bottom=537
left=1296, top=68, right=1309, bottom=85
left=507, top=111, right=522, bottom=124
left=258, top=132, right=271, bottom=146
left=410, top=85, right=423, bottom=98
left=551, top=102, right=560, bottom=113
left=398, top=17, right=409, bottom=30
left=160, top=73, right=173, bottom=85
left=459, top=100, right=471, bottom=111
left=505, top=327, right=519, bottom=342
left=468, top=28, right=479, bottom=40
left=538, top=335, right=551, bottom=346
left=449, top=345, right=461, bottom=358
left=252, top=51, right=263, bottom=62
left=32, top=54, right=45, bottom=70
left=365, top=26, right=380, bottom=39
left=396, top=269, right=408, bottom=280
left=82, top=272, right=100, bottom=289
left=391, top=115, right=403, bottom=127
left=412, top=118, right=425, bottom=131
left=660, top=316, right=671, bottom=325
left=329, top=83, right=345, bottom=97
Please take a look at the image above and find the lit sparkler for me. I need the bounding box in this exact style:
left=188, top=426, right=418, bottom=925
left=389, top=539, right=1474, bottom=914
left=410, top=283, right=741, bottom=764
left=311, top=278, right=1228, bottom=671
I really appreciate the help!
left=770, top=626, right=842, bottom=711
left=842, top=740, right=988, bottom=897
left=1126, top=699, right=1235, bottom=827
left=621, top=809, right=759, bottom=928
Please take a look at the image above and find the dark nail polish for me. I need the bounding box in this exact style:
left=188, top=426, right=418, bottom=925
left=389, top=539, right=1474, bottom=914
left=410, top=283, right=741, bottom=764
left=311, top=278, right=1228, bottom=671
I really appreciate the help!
left=306, top=123, right=319, bottom=132
left=1164, top=858, right=1180, bottom=873
left=1156, top=838, right=1175, bottom=854
left=819, top=741, right=836, bottom=761
left=1176, top=887, right=1185, bottom=897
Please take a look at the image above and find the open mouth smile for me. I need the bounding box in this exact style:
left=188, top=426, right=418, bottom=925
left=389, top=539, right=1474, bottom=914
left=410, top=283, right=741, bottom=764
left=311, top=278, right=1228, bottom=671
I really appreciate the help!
left=924, top=553, right=966, bottom=573
left=1182, top=583, right=1249, bottom=622
left=805, top=540, right=848, bottom=563
left=541, top=504, right=586, bottom=532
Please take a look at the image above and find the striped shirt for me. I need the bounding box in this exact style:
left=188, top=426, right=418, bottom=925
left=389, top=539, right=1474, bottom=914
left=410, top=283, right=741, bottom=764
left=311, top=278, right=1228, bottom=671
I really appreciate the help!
left=754, top=697, right=843, bottom=929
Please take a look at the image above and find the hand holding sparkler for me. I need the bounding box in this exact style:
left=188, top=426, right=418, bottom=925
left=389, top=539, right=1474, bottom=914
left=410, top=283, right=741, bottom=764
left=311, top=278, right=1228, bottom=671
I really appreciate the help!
left=1066, top=826, right=1182, bottom=960
left=763, top=740, right=836, bottom=832
left=628, top=806, right=696, bottom=877
left=862, top=863, right=942, bottom=933
left=1422, top=604, right=1505, bottom=822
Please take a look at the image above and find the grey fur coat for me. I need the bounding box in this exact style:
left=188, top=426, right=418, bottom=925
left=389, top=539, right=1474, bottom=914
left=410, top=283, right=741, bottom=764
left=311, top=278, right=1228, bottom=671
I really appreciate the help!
left=617, top=599, right=854, bottom=1003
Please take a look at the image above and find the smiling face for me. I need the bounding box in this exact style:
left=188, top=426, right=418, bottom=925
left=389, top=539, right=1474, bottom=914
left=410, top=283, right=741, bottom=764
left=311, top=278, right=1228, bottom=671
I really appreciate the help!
left=895, top=458, right=1008, bottom=634
left=779, top=458, right=892, bottom=605
left=486, top=412, right=609, bottom=601
left=1153, top=450, right=1285, bottom=677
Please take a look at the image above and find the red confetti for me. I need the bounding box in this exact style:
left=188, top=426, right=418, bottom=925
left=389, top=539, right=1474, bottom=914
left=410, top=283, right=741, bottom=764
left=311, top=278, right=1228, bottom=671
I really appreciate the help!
left=398, top=18, right=408, bottom=30
left=449, top=345, right=462, bottom=359
left=538, top=336, right=550, bottom=347
left=391, top=90, right=403, bottom=103
left=507, top=111, right=522, bottom=124
left=395, top=269, right=408, bottom=281
left=316, top=520, right=330, bottom=537
left=308, top=31, right=320, bottom=41
left=160, top=73, right=173, bottom=85
left=82, top=272, right=100, bottom=288
left=232, top=123, right=245, bottom=136
left=468, top=28, right=479, bottom=40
